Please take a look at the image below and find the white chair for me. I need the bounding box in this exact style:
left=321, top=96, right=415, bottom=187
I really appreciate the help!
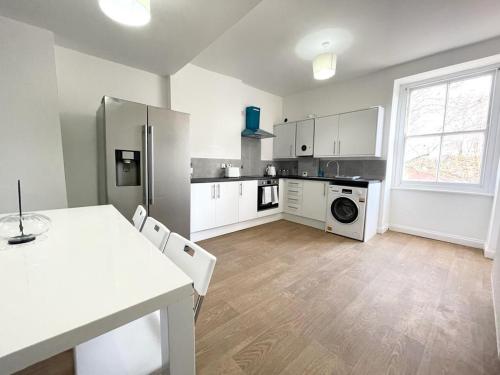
left=75, top=233, right=217, bottom=375
left=163, top=233, right=216, bottom=321
left=141, top=216, right=170, bottom=252
left=132, top=205, right=147, bottom=231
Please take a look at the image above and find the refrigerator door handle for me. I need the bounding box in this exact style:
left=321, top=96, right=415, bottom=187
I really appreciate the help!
left=143, top=124, right=149, bottom=206
left=148, top=126, right=155, bottom=205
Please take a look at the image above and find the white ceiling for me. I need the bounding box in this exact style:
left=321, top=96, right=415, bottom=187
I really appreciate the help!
left=0, top=0, right=262, bottom=75
left=2, top=0, right=500, bottom=97
left=193, top=0, right=500, bottom=96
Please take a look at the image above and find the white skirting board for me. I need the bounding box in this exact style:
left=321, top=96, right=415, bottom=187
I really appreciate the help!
left=484, top=246, right=496, bottom=260
left=190, top=213, right=327, bottom=242
left=191, top=214, right=283, bottom=242
left=281, top=213, right=325, bottom=230
left=389, top=224, right=484, bottom=249
left=492, top=272, right=500, bottom=357
left=377, top=225, right=389, bottom=234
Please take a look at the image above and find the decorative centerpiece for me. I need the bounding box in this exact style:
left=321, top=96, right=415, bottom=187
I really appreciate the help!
left=0, top=180, right=51, bottom=245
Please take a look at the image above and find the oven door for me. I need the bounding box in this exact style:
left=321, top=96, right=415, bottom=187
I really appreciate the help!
left=258, top=184, right=279, bottom=211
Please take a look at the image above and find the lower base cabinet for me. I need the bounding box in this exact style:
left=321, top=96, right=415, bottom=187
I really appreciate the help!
left=215, top=181, right=239, bottom=227
left=239, top=180, right=258, bottom=222
left=301, top=180, right=328, bottom=222
left=191, top=179, right=328, bottom=235
left=191, top=181, right=239, bottom=232
left=191, top=183, right=216, bottom=232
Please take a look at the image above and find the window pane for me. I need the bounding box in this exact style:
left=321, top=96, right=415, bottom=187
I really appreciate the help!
left=444, top=74, right=492, bottom=132
left=406, top=84, right=446, bottom=136
left=403, top=136, right=441, bottom=182
left=438, top=132, right=485, bottom=184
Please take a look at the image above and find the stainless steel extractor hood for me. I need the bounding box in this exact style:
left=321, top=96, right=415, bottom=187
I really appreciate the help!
left=241, top=127, right=275, bottom=139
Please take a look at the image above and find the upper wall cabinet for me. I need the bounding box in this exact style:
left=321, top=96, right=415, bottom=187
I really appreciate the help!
left=314, top=115, right=339, bottom=157
left=295, top=119, right=314, bottom=156
left=273, top=123, right=297, bottom=159
left=338, top=107, right=383, bottom=156
left=313, top=107, right=384, bottom=158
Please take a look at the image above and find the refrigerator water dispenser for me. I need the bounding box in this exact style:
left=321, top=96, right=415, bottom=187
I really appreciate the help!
left=115, top=150, right=140, bottom=186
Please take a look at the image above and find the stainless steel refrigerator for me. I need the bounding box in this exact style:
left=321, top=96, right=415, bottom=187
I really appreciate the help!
left=97, top=96, right=190, bottom=238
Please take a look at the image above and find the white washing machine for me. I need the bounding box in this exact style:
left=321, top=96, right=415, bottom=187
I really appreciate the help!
left=325, top=182, right=381, bottom=242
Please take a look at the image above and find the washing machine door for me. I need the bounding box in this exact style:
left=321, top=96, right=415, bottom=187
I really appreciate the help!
left=331, top=197, right=359, bottom=224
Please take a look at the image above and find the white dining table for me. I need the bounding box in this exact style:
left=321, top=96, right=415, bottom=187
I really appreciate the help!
left=0, top=205, right=195, bottom=374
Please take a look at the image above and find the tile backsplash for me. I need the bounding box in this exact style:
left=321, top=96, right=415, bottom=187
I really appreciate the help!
left=191, top=140, right=386, bottom=180
left=191, top=138, right=286, bottom=178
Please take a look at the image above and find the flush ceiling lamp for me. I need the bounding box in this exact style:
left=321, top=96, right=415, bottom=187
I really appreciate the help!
left=313, top=41, right=336, bottom=80
left=99, top=0, right=151, bottom=26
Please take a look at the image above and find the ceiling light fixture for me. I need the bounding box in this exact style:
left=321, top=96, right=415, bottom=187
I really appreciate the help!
left=313, top=42, right=336, bottom=80
left=99, top=0, right=151, bottom=27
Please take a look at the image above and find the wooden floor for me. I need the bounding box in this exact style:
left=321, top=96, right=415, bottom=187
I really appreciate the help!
left=195, top=220, right=500, bottom=375
left=14, top=220, right=500, bottom=374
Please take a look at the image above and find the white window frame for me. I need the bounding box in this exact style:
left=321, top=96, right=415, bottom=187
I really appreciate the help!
left=393, top=65, right=500, bottom=195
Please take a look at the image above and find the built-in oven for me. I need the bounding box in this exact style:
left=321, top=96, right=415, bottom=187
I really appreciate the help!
left=257, top=179, right=279, bottom=211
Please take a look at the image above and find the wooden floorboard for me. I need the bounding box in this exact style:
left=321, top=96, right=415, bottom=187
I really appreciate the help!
left=13, top=219, right=500, bottom=374
left=196, top=220, right=500, bottom=375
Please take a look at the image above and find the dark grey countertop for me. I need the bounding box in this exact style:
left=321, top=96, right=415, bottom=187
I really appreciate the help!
left=190, top=176, right=274, bottom=183
left=191, top=175, right=381, bottom=187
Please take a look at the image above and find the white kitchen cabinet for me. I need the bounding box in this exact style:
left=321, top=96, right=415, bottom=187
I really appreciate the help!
left=191, top=183, right=216, bottom=232
left=214, top=181, right=240, bottom=227
left=238, top=180, right=258, bottom=222
left=295, top=119, right=314, bottom=156
left=301, top=180, right=328, bottom=222
left=314, top=115, right=339, bottom=157
left=191, top=181, right=239, bottom=231
left=283, top=179, right=303, bottom=215
left=338, top=107, right=383, bottom=157
left=310, top=107, right=383, bottom=158
left=273, top=123, right=296, bottom=159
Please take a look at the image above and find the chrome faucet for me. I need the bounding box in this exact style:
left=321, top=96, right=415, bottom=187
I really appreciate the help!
left=326, top=160, right=340, bottom=177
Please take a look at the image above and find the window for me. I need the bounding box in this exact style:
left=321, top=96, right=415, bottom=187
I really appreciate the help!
left=396, top=69, right=499, bottom=193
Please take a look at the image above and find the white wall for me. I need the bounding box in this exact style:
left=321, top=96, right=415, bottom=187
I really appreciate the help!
left=54, top=46, right=170, bottom=208
left=390, top=190, right=491, bottom=248
left=487, top=161, right=500, bottom=354
left=0, top=16, right=67, bottom=213
left=284, top=36, right=500, bottom=246
left=170, top=64, right=283, bottom=161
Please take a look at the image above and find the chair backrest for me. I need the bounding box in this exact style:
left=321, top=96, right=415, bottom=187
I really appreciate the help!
left=164, top=233, right=216, bottom=297
left=132, top=205, right=147, bottom=231
left=141, top=217, right=171, bottom=251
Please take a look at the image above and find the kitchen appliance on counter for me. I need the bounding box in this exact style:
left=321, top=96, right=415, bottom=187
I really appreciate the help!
left=97, top=96, right=190, bottom=238
left=265, top=164, right=276, bottom=177
left=258, top=179, right=279, bottom=211
left=325, top=182, right=380, bottom=242
left=225, top=167, right=241, bottom=178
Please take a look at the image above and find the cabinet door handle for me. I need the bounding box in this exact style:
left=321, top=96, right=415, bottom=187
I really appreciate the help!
left=338, top=140, right=341, bottom=154
left=217, top=184, right=220, bottom=199
left=240, top=183, right=242, bottom=196
left=323, top=183, right=326, bottom=196
left=289, top=145, right=292, bottom=156
left=211, top=184, right=215, bottom=199
left=333, top=140, right=336, bottom=155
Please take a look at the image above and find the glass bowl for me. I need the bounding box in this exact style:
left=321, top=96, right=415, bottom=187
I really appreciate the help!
left=0, top=213, right=51, bottom=243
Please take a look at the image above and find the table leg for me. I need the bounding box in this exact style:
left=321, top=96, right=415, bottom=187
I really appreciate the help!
left=161, top=295, right=195, bottom=375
